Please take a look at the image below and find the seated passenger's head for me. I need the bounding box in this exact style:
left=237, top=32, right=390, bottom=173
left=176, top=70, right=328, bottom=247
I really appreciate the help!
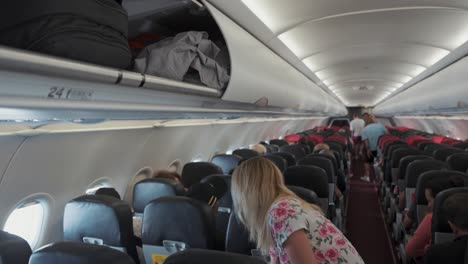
left=313, top=143, right=330, bottom=153
left=425, top=176, right=466, bottom=208
left=186, top=175, right=228, bottom=213
left=231, top=157, right=321, bottom=252
left=319, top=149, right=335, bottom=158
left=442, top=193, right=468, bottom=237
left=251, top=143, right=267, bottom=155
left=153, top=170, right=181, bottom=183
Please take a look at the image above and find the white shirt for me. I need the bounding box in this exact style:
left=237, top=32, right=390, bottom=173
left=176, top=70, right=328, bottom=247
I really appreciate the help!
left=350, top=118, right=365, bottom=137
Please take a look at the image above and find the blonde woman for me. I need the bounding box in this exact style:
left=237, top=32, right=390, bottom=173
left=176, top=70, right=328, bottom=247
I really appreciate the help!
left=232, top=158, right=364, bottom=264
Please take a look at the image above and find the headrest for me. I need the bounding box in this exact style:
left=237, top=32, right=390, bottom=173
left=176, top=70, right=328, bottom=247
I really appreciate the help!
left=94, top=187, right=121, bottom=200
left=225, top=213, right=256, bottom=255
left=324, top=140, right=346, bottom=152
left=383, top=141, right=406, bottom=155
left=297, top=156, right=334, bottom=183
left=29, top=242, right=135, bottom=264
left=269, top=139, right=288, bottom=147
left=232, top=149, right=259, bottom=160
left=181, top=162, right=222, bottom=188
left=405, top=160, right=448, bottom=188
left=165, top=249, right=266, bottom=264
left=433, top=147, right=465, bottom=162
left=186, top=175, right=228, bottom=207
left=133, top=178, right=185, bottom=214
left=391, top=148, right=421, bottom=167
left=306, top=153, right=339, bottom=175
left=211, top=154, right=242, bottom=175
left=399, top=155, right=432, bottom=180
left=284, top=165, right=328, bottom=198
left=448, top=153, right=468, bottom=173
left=142, top=196, right=215, bottom=249
left=415, top=170, right=468, bottom=205
left=201, top=175, right=232, bottom=211
left=284, top=134, right=301, bottom=143
left=265, top=144, right=279, bottom=153
left=280, top=145, right=306, bottom=160
left=387, top=145, right=412, bottom=160
left=271, top=152, right=296, bottom=167
left=432, top=188, right=468, bottom=234
left=287, top=185, right=319, bottom=205
left=424, top=143, right=450, bottom=155
left=263, top=155, right=287, bottom=172
left=63, top=195, right=138, bottom=263
left=417, top=141, right=435, bottom=151
left=0, top=231, right=32, bottom=264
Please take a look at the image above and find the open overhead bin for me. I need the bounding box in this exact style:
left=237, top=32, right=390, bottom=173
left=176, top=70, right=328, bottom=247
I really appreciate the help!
left=0, top=0, right=346, bottom=117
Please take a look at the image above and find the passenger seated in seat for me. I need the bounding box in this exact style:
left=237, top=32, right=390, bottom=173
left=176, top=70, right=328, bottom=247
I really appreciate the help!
left=231, top=157, right=364, bottom=264
left=405, top=176, right=466, bottom=259
left=251, top=144, right=267, bottom=155
left=424, top=193, right=468, bottom=264
left=313, top=143, right=330, bottom=153
left=186, top=175, right=228, bottom=214
left=153, top=170, right=182, bottom=182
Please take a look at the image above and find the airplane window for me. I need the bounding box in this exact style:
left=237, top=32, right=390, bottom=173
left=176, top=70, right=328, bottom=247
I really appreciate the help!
left=3, top=201, right=44, bottom=248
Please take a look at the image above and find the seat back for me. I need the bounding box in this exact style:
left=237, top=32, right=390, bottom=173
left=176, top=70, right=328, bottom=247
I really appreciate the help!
left=297, top=156, right=334, bottom=183
left=201, top=175, right=232, bottom=250
left=423, top=143, right=450, bottom=155
left=269, top=139, right=288, bottom=147
left=306, top=154, right=339, bottom=180
left=383, top=141, right=406, bottom=158
left=263, top=155, right=287, bottom=172
left=63, top=195, right=139, bottom=263
left=232, top=149, right=260, bottom=160
left=142, top=197, right=215, bottom=263
left=225, top=213, right=256, bottom=255
left=432, top=188, right=468, bottom=244
left=287, top=185, right=319, bottom=205
left=271, top=152, right=296, bottom=167
left=417, top=141, right=435, bottom=151
left=181, top=162, right=222, bottom=188
left=398, top=155, right=432, bottom=192
left=164, top=249, right=267, bottom=264
left=29, top=241, right=135, bottom=264
left=279, top=144, right=306, bottom=160
left=415, top=171, right=468, bottom=224
left=133, top=178, right=185, bottom=215
left=405, top=160, right=448, bottom=209
left=265, top=144, right=279, bottom=153
left=447, top=153, right=468, bottom=173
left=211, top=154, right=242, bottom=175
left=452, top=141, right=468, bottom=150
left=433, top=147, right=465, bottom=162
left=0, top=230, right=32, bottom=264
left=284, top=165, right=329, bottom=212
left=390, top=148, right=421, bottom=185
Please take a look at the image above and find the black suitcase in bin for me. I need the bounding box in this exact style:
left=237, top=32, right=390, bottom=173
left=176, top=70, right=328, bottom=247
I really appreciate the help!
left=0, top=0, right=132, bottom=69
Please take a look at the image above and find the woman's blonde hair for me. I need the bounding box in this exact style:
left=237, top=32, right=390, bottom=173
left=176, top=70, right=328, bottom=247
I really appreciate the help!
left=231, top=157, right=321, bottom=253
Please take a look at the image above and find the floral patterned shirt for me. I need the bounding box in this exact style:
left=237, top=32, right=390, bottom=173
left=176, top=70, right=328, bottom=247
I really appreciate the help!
left=268, top=197, right=364, bottom=264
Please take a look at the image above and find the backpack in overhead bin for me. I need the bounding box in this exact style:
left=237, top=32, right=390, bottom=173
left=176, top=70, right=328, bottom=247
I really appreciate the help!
left=0, top=0, right=132, bottom=69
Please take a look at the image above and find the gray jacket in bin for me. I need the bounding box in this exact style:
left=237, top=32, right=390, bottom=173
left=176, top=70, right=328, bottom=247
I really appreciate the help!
left=134, top=31, right=230, bottom=90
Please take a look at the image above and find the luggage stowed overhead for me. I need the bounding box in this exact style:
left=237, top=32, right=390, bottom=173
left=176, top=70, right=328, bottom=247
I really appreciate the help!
left=134, top=31, right=230, bottom=90
left=0, top=0, right=132, bottom=69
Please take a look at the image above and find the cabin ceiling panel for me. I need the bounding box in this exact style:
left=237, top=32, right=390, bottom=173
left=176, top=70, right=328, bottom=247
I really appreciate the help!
left=210, top=0, right=468, bottom=106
